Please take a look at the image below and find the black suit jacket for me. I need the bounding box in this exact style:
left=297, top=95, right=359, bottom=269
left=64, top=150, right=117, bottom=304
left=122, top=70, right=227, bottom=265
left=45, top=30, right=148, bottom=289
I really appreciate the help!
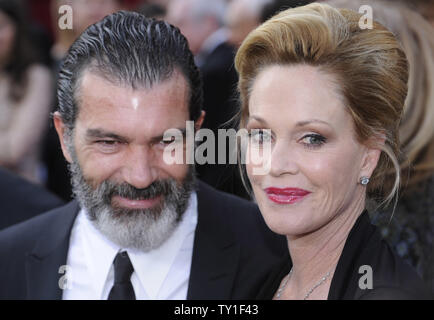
left=0, top=181, right=288, bottom=299
left=195, top=41, right=249, bottom=200
left=0, top=167, right=64, bottom=230
left=256, top=211, right=432, bottom=300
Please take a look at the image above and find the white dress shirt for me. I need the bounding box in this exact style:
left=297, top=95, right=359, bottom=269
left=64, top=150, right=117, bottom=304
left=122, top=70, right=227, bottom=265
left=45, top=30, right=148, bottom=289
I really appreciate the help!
left=62, top=192, right=198, bottom=300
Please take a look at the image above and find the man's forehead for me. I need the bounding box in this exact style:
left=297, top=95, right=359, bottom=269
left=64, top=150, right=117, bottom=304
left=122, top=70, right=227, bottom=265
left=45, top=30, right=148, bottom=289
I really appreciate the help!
left=75, top=68, right=190, bottom=113
left=78, top=67, right=189, bottom=94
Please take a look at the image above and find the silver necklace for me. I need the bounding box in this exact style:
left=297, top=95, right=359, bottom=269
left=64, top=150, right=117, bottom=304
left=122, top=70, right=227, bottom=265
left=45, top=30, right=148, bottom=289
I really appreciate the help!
left=275, top=268, right=332, bottom=300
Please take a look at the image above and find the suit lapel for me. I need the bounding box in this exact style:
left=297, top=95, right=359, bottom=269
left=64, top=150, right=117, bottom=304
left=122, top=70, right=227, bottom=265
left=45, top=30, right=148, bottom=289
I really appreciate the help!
left=25, top=201, right=80, bottom=299
left=187, top=182, right=240, bottom=299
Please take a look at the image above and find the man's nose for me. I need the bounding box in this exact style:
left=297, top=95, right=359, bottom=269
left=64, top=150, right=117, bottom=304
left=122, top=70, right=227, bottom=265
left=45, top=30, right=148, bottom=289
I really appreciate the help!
left=123, top=146, right=157, bottom=189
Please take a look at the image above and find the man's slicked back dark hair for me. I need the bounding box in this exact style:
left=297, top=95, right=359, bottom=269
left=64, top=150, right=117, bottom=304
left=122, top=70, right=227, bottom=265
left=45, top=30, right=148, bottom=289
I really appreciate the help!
left=57, top=11, right=203, bottom=129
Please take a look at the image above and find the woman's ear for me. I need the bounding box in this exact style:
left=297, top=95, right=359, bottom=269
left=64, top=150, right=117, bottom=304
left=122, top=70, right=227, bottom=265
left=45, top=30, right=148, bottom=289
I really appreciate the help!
left=53, top=112, right=73, bottom=164
left=360, top=134, right=386, bottom=179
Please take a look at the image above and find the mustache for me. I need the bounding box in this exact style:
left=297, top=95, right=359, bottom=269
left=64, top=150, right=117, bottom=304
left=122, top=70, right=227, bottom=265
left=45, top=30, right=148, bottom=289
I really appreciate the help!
left=101, top=179, right=174, bottom=202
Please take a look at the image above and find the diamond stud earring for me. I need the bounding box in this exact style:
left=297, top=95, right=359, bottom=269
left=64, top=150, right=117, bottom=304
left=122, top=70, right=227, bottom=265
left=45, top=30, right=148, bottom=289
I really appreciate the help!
left=360, top=176, right=370, bottom=185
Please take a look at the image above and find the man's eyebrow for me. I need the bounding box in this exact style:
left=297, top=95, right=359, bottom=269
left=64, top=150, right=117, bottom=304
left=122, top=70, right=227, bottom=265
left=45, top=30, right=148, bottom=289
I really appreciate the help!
left=85, top=128, right=128, bottom=142
left=86, top=128, right=188, bottom=143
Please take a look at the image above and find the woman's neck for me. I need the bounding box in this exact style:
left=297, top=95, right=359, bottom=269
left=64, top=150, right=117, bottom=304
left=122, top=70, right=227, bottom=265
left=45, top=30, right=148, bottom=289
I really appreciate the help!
left=285, top=192, right=366, bottom=297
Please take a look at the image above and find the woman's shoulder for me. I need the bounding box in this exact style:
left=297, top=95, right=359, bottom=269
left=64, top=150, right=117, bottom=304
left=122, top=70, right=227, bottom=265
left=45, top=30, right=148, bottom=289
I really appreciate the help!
left=331, top=211, right=432, bottom=299
left=357, top=286, right=432, bottom=300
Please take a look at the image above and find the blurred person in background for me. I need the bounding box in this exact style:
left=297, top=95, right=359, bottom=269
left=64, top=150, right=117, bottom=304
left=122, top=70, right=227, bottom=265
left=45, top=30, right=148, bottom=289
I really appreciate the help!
left=0, top=167, right=63, bottom=230
left=408, top=0, right=434, bottom=28
left=326, top=0, right=434, bottom=293
left=260, top=0, right=312, bottom=22
left=224, top=0, right=271, bottom=48
left=136, top=2, right=166, bottom=19
left=0, top=0, right=53, bottom=184
left=166, top=0, right=227, bottom=62
left=166, top=0, right=248, bottom=198
left=50, top=0, right=122, bottom=63
left=144, top=0, right=170, bottom=10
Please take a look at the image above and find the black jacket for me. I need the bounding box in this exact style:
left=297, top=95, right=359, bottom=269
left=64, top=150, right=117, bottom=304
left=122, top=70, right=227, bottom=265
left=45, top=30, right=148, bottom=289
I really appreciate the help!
left=0, top=167, right=64, bottom=230
left=0, top=181, right=288, bottom=299
left=256, top=211, right=432, bottom=300
left=195, top=41, right=249, bottom=200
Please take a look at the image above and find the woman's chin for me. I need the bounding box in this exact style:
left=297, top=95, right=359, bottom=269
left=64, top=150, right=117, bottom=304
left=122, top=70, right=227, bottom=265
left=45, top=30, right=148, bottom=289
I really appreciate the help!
left=263, top=215, right=312, bottom=238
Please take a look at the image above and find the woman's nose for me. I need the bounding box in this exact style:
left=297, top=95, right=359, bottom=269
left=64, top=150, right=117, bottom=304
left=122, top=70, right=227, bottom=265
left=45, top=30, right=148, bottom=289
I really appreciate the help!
left=269, top=141, right=300, bottom=177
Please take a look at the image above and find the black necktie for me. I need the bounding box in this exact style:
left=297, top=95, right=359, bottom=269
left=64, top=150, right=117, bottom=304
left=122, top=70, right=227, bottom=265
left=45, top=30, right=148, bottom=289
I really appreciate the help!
left=108, top=251, right=136, bottom=300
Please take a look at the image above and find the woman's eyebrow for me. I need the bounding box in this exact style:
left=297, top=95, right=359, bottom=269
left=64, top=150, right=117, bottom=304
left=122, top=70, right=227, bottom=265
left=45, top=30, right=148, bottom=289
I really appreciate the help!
left=248, top=116, right=331, bottom=128
left=247, top=115, right=269, bottom=126
left=295, top=119, right=332, bottom=128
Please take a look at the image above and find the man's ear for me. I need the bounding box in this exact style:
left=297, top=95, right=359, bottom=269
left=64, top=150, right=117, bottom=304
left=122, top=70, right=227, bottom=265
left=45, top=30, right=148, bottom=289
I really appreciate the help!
left=53, top=112, right=73, bottom=164
left=194, top=110, right=206, bottom=131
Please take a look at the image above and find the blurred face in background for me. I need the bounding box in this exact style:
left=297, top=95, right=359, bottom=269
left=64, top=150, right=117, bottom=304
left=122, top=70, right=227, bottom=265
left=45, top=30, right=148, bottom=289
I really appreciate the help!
left=225, top=0, right=260, bottom=47
left=166, top=0, right=219, bottom=55
left=0, top=10, right=15, bottom=67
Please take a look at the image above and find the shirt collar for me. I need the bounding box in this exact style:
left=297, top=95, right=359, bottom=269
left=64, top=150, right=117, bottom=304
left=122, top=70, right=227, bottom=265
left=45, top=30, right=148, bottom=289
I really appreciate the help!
left=78, top=191, right=198, bottom=299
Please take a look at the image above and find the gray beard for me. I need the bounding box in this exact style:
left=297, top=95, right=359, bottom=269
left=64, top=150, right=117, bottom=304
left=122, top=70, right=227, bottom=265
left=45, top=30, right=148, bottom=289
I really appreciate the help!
left=68, top=153, right=196, bottom=252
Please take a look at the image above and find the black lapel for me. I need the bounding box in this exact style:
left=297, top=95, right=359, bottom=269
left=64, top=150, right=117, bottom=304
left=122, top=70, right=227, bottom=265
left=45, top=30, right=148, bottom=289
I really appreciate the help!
left=187, top=181, right=241, bottom=300
left=328, top=211, right=373, bottom=300
left=25, top=201, right=80, bottom=299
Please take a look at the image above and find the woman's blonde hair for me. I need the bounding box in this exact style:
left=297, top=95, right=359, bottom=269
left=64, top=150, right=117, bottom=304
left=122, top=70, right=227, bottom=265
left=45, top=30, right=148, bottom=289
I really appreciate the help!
left=325, top=0, right=434, bottom=192
left=235, top=2, right=409, bottom=206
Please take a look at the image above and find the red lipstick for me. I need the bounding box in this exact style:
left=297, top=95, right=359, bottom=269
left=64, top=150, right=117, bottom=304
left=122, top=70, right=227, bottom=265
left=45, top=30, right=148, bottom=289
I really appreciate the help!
left=264, top=187, right=311, bottom=204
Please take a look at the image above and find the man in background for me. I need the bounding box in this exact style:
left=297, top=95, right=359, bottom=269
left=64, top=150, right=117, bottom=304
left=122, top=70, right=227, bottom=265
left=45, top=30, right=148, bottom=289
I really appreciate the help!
left=224, top=0, right=271, bottom=48
left=166, top=0, right=248, bottom=198
left=0, top=167, right=63, bottom=230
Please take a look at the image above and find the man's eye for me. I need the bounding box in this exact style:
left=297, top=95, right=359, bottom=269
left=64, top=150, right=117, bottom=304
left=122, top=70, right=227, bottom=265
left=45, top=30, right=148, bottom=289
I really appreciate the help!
left=301, top=134, right=326, bottom=148
left=97, top=140, right=117, bottom=145
left=95, top=140, right=121, bottom=153
left=160, top=136, right=180, bottom=145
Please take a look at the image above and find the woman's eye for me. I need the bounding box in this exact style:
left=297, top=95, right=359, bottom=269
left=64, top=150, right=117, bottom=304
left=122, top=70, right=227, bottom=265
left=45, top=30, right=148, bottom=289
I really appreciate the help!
left=248, top=129, right=272, bottom=145
left=301, top=134, right=326, bottom=147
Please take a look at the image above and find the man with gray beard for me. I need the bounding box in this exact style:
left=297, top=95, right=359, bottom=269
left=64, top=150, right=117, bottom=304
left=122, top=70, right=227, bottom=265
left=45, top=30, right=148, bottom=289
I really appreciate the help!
left=0, top=11, right=287, bottom=300
left=68, top=150, right=195, bottom=253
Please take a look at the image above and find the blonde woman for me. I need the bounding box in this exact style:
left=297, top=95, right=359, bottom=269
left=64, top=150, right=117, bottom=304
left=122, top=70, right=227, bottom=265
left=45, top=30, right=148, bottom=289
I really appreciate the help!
left=325, top=0, right=434, bottom=296
left=235, top=3, right=431, bottom=299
